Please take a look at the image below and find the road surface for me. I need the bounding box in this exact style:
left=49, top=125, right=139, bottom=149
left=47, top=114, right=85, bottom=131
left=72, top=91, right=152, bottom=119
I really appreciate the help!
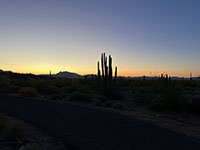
left=0, top=95, right=200, bottom=150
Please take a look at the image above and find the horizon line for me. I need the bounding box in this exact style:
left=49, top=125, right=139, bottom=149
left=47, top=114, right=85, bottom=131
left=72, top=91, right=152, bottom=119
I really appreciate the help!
left=1, top=68, right=199, bottom=78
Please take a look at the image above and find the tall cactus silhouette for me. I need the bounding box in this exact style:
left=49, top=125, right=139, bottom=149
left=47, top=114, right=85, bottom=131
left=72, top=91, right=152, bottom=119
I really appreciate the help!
left=113, top=66, right=117, bottom=87
left=108, top=55, right=113, bottom=93
left=97, top=61, right=101, bottom=80
left=101, top=53, right=104, bottom=79
left=97, top=53, right=117, bottom=95
left=115, top=66, right=117, bottom=80
left=190, top=72, right=192, bottom=80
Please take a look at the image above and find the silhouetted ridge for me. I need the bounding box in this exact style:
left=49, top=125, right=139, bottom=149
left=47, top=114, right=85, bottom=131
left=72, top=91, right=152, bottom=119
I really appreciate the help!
left=53, top=71, right=83, bottom=79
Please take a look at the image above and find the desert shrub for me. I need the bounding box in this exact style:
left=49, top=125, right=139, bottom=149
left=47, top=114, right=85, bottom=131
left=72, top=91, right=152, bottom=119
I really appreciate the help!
left=148, top=96, right=166, bottom=111
left=53, top=78, right=68, bottom=88
left=33, top=79, right=53, bottom=95
left=149, top=86, right=185, bottom=112
left=78, top=85, right=91, bottom=94
left=93, top=95, right=108, bottom=106
left=132, top=86, right=154, bottom=104
left=0, top=114, right=25, bottom=141
left=117, top=78, right=132, bottom=87
left=185, top=95, right=200, bottom=115
left=23, top=78, right=35, bottom=87
left=96, top=95, right=109, bottom=103
left=68, top=92, right=92, bottom=103
left=152, top=80, right=163, bottom=93
left=19, top=87, right=37, bottom=97
left=50, top=94, right=62, bottom=100
left=183, top=80, right=197, bottom=88
left=184, top=86, right=194, bottom=92
left=112, top=103, right=124, bottom=110
left=161, top=87, right=184, bottom=111
left=7, top=84, right=20, bottom=93
left=109, top=89, right=123, bottom=100
left=65, top=86, right=77, bottom=93
left=60, top=93, right=69, bottom=99
left=104, top=101, right=112, bottom=107
left=94, top=100, right=103, bottom=106
left=21, top=143, right=38, bottom=150
left=0, top=76, right=11, bottom=93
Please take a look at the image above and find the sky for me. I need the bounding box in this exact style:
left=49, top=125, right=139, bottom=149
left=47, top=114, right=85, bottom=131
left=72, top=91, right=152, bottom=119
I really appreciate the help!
left=0, top=0, right=200, bottom=77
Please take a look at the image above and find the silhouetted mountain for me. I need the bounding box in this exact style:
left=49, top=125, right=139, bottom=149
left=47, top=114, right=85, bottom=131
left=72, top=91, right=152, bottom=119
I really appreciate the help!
left=53, top=71, right=83, bottom=79
left=0, top=69, right=14, bottom=74
left=84, top=74, right=97, bottom=79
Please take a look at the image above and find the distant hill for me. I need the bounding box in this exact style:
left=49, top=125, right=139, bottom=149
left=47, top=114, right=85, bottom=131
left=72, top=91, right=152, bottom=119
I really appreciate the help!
left=53, top=71, right=83, bottom=79
left=84, top=74, right=97, bottom=79
left=0, top=69, right=13, bottom=73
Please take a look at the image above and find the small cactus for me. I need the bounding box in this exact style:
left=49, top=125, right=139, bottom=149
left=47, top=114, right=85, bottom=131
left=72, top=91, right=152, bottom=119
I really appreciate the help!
left=190, top=72, right=192, bottom=80
left=160, top=74, right=175, bottom=88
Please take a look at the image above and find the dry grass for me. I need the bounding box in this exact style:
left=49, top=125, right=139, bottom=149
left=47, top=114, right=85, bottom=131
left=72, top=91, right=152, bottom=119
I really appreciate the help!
left=109, top=106, right=200, bottom=141
left=0, top=114, right=25, bottom=142
left=19, top=87, right=37, bottom=97
left=0, top=113, right=69, bottom=150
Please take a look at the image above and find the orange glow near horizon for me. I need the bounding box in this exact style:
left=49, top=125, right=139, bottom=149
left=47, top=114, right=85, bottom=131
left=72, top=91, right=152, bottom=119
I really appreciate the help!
left=0, top=65, right=199, bottom=78
left=0, top=50, right=199, bottom=78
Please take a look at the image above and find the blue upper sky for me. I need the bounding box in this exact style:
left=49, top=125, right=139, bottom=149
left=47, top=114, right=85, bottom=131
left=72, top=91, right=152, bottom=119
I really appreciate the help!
left=0, top=0, right=199, bottom=77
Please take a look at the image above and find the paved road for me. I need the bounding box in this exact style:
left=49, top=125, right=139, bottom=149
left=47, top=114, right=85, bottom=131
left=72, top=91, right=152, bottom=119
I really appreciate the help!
left=0, top=95, right=200, bottom=150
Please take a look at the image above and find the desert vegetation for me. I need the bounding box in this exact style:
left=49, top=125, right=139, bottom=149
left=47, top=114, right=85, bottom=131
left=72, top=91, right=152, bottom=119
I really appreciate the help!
left=0, top=114, right=25, bottom=144
left=129, top=76, right=200, bottom=113
left=1, top=54, right=200, bottom=142
left=0, top=113, right=68, bottom=150
left=0, top=54, right=200, bottom=117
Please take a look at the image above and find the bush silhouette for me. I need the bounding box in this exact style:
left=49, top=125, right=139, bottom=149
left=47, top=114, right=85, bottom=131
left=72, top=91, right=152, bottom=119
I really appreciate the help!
left=19, top=87, right=37, bottom=97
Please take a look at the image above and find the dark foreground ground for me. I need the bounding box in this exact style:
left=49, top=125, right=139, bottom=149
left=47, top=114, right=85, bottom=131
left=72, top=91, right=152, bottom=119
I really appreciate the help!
left=0, top=95, right=200, bottom=150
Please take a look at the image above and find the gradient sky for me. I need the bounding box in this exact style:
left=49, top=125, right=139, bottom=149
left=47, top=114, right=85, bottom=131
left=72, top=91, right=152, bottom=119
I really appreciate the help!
left=0, top=0, right=200, bottom=77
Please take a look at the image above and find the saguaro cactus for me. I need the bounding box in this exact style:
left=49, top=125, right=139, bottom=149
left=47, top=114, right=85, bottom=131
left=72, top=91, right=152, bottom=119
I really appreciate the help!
left=101, top=53, right=104, bottom=79
left=113, top=66, right=117, bottom=87
left=115, top=67, right=117, bottom=80
left=169, top=76, right=172, bottom=86
left=108, top=55, right=112, bottom=93
left=165, top=74, right=169, bottom=86
left=97, top=53, right=117, bottom=95
left=190, top=72, right=192, bottom=80
left=97, top=61, right=101, bottom=80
